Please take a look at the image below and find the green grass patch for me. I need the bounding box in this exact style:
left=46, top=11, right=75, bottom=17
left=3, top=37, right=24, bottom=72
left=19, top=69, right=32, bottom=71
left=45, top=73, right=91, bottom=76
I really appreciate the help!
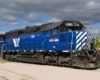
left=0, top=76, right=9, bottom=80
left=0, top=59, right=7, bottom=63
left=92, top=37, right=100, bottom=49
left=21, top=78, right=29, bottom=80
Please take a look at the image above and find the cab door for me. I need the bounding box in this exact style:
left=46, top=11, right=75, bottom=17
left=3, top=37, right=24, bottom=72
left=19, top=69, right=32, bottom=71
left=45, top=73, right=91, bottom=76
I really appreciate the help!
left=48, top=28, right=60, bottom=50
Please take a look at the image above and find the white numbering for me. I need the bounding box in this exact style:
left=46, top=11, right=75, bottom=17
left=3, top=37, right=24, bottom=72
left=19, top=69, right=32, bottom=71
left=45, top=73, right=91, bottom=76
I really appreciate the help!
left=31, top=35, right=35, bottom=38
left=49, top=39, right=59, bottom=42
left=53, top=46, right=55, bottom=48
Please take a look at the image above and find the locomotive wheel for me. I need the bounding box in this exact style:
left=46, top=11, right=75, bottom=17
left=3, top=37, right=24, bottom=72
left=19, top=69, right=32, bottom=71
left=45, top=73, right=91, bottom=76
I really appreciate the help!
left=50, top=63, right=53, bottom=66
left=57, top=60, right=61, bottom=66
left=68, top=60, right=71, bottom=66
left=56, top=60, right=59, bottom=66
left=5, top=55, right=10, bottom=61
left=46, top=60, right=50, bottom=65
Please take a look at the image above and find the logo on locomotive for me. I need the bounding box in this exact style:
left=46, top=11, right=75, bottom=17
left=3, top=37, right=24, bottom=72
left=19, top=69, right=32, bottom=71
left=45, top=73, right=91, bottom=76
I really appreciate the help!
left=13, top=38, right=20, bottom=47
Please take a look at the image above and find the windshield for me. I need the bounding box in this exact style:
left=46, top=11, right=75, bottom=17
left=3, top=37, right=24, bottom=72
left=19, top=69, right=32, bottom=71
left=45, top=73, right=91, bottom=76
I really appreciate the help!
left=60, top=27, right=83, bottom=32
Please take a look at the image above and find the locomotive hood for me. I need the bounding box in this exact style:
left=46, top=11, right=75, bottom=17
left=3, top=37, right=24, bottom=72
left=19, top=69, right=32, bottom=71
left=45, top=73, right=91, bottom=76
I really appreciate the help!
left=75, top=31, right=91, bottom=50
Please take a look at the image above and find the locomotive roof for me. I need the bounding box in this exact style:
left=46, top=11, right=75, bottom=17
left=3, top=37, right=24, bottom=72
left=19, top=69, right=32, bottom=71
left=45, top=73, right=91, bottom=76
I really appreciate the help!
left=49, top=21, right=63, bottom=29
left=0, top=34, right=6, bottom=40
left=49, top=21, right=83, bottom=29
left=6, top=20, right=84, bottom=38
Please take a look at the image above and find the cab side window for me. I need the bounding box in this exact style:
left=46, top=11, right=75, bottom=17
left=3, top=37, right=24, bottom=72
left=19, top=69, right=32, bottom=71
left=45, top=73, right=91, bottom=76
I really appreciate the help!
left=60, top=27, right=64, bottom=33
left=65, top=27, right=69, bottom=31
left=52, top=28, right=57, bottom=36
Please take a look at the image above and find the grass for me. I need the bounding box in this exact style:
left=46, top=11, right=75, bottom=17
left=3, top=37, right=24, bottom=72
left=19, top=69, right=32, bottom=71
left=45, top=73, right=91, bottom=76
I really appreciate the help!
left=21, top=78, right=29, bottom=80
left=0, top=59, right=7, bottom=63
left=92, top=37, right=100, bottom=49
left=0, top=76, right=9, bottom=80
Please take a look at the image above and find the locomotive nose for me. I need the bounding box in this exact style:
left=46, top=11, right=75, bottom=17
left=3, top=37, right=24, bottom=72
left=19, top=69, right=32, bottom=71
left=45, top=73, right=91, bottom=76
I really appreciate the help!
left=76, top=31, right=91, bottom=50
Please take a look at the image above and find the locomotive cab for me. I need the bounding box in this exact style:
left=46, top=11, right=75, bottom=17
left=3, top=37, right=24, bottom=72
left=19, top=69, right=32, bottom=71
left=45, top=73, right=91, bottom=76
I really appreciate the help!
left=59, top=21, right=84, bottom=33
left=49, top=21, right=100, bottom=68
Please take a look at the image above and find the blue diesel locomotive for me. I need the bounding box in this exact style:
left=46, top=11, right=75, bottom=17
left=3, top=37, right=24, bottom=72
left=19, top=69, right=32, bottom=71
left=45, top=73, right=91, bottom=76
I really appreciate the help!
left=1, top=21, right=100, bottom=68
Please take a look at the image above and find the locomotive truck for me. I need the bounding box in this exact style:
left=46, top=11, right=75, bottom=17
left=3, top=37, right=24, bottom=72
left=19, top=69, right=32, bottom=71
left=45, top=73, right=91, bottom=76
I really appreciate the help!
left=1, top=20, right=100, bottom=68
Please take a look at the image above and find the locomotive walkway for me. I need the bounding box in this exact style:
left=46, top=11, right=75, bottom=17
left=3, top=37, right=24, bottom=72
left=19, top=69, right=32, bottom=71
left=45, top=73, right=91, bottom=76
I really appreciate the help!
left=0, top=61, right=100, bottom=80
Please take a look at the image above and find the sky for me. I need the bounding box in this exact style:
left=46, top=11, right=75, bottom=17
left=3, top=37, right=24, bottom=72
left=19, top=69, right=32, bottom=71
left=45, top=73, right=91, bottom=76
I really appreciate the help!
left=0, top=0, right=100, bottom=37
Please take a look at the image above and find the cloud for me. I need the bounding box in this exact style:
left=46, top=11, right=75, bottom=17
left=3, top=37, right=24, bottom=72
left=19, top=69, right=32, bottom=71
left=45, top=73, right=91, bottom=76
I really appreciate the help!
left=0, top=0, right=100, bottom=25
left=10, top=22, right=20, bottom=25
left=0, top=21, right=9, bottom=26
left=87, top=25, right=100, bottom=37
left=34, top=23, right=42, bottom=25
left=48, top=18, right=61, bottom=23
left=87, top=25, right=97, bottom=30
left=89, top=29, right=100, bottom=37
left=26, top=13, right=40, bottom=22
left=0, top=32, right=5, bottom=34
left=87, top=1, right=98, bottom=9
left=24, top=21, right=29, bottom=25
left=1, top=15, right=17, bottom=22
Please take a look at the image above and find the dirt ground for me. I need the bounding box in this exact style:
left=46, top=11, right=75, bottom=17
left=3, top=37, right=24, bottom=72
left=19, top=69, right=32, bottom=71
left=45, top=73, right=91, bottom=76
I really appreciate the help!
left=0, top=60, right=100, bottom=80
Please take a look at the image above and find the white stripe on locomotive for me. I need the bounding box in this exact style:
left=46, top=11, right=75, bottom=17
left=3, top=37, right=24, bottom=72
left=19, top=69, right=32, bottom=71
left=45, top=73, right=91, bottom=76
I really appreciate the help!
left=76, top=32, right=87, bottom=50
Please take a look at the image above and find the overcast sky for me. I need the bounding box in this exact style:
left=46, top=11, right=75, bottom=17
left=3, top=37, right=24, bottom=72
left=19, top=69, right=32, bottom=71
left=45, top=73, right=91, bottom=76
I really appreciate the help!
left=0, top=0, right=100, bottom=36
